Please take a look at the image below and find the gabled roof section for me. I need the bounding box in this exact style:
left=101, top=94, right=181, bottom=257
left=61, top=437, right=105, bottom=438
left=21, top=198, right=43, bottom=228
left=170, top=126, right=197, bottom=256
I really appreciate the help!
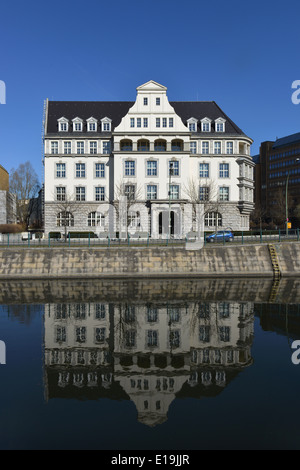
left=46, top=101, right=133, bottom=134
left=46, top=99, right=248, bottom=137
left=170, top=101, right=246, bottom=136
left=136, top=80, right=167, bottom=91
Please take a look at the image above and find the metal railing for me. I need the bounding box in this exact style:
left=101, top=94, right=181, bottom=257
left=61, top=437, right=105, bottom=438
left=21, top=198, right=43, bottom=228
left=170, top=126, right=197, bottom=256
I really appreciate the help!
left=0, top=229, right=299, bottom=248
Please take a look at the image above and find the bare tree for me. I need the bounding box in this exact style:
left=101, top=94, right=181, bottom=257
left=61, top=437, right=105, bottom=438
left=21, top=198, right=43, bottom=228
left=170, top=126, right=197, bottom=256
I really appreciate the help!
left=111, top=179, right=144, bottom=234
left=55, top=192, right=80, bottom=240
left=9, top=161, right=40, bottom=228
left=183, top=178, right=221, bottom=233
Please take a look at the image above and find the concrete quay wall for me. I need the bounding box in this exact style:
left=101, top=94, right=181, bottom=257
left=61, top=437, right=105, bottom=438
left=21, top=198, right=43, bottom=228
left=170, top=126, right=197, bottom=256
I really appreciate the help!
left=0, top=243, right=299, bottom=279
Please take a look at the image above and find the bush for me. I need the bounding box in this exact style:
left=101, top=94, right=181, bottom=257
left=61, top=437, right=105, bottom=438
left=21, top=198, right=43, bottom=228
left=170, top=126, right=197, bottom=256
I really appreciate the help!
left=49, top=232, right=62, bottom=239
left=67, top=232, right=96, bottom=239
left=0, top=224, right=24, bottom=234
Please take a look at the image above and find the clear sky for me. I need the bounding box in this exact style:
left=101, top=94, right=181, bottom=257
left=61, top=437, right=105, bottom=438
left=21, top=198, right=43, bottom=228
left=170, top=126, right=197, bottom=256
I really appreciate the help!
left=1, top=0, right=300, bottom=183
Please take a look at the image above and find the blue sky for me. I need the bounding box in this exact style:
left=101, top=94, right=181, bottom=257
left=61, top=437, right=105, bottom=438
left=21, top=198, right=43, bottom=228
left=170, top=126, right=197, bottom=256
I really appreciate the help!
left=1, top=0, right=300, bottom=183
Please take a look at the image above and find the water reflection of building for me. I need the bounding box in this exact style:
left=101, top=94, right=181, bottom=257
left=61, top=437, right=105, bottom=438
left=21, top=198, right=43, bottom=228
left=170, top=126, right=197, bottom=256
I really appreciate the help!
left=43, top=300, right=254, bottom=426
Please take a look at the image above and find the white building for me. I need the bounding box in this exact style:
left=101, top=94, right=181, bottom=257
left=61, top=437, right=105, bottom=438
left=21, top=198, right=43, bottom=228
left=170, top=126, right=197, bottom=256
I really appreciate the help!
left=43, top=80, right=254, bottom=238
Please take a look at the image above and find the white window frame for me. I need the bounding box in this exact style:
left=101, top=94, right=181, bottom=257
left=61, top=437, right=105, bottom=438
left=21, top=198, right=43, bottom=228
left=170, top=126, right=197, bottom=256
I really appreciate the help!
left=58, top=117, right=69, bottom=132
left=72, top=118, right=83, bottom=132
left=51, top=141, right=58, bottom=155
left=199, top=162, right=209, bottom=178
left=95, top=162, right=105, bottom=178
left=56, top=163, right=66, bottom=178
left=201, top=118, right=211, bottom=132
left=95, top=186, right=105, bottom=202
left=101, top=117, right=112, bottom=132
left=87, top=117, right=98, bottom=132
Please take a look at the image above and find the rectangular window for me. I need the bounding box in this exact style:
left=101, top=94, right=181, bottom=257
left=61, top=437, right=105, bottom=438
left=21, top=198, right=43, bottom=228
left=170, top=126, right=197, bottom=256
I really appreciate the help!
left=76, top=163, right=86, bottom=178
left=162, top=117, right=167, bottom=128
left=103, top=141, right=111, bottom=154
left=74, top=122, right=82, bottom=132
left=202, top=122, right=210, bottom=132
left=77, top=141, right=84, bottom=154
left=144, top=97, right=148, bottom=105
left=169, top=118, right=174, bottom=127
left=169, top=160, right=179, bottom=176
left=202, top=141, right=209, bottom=154
left=147, top=330, right=158, bottom=347
left=90, top=141, right=97, bottom=154
left=189, top=123, right=196, bottom=132
left=143, top=118, right=148, bottom=128
left=147, top=160, right=157, bottom=176
left=219, top=187, right=229, bottom=201
left=216, top=122, right=224, bottom=132
left=60, top=122, right=67, bottom=132
left=219, top=163, right=229, bottom=178
left=103, top=122, right=110, bottom=131
left=56, top=163, right=66, bottom=178
left=147, top=184, right=157, bottom=200
left=199, top=163, right=209, bottom=178
left=95, top=327, right=106, bottom=343
left=51, top=141, right=58, bottom=154
left=226, top=142, right=233, bottom=154
left=56, top=186, right=66, bottom=201
left=76, top=186, right=86, bottom=201
left=88, top=122, right=96, bottom=131
left=190, top=142, right=197, bottom=154
left=199, top=186, right=209, bottom=201
left=95, top=162, right=105, bottom=178
left=156, top=118, right=160, bottom=128
left=137, top=118, right=141, bottom=128
left=156, top=97, right=160, bottom=105
left=95, top=186, right=105, bottom=201
left=214, top=142, right=221, bottom=154
left=124, top=184, right=135, bottom=200
left=169, top=184, right=179, bottom=200
left=64, top=141, right=71, bottom=154
left=130, top=118, right=135, bottom=128
left=124, top=160, right=135, bottom=176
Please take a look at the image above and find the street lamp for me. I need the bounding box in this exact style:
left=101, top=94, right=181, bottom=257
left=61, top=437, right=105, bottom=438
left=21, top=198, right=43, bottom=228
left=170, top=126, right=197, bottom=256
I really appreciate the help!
left=169, top=161, right=174, bottom=239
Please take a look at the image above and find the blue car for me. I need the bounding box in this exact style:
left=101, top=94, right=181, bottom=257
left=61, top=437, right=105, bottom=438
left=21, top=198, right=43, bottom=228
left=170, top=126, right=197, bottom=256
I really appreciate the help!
left=206, top=230, right=234, bottom=243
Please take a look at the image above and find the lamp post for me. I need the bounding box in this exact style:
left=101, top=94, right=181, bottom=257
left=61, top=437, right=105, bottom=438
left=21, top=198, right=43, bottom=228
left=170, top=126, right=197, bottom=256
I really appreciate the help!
left=169, top=161, right=174, bottom=239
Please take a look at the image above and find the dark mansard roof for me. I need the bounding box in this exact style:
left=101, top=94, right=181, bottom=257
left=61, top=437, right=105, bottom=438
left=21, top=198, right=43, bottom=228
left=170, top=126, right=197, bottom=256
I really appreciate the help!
left=45, top=100, right=248, bottom=137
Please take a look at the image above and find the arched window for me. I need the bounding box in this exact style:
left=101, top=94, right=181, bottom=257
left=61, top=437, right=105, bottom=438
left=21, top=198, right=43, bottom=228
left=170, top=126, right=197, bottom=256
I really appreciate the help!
left=204, top=212, right=222, bottom=227
left=88, top=211, right=105, bottom=227
left=128, top=211, right=141, bottom=229
left=171, top=139, right=183, bottom=151
left=120, top=139, right=133, bottom=151
left=154, top=139, right=166, bottom=151
left=137, top=139, right=150, bottom=151
left=57, top=212, right=74, bottom=227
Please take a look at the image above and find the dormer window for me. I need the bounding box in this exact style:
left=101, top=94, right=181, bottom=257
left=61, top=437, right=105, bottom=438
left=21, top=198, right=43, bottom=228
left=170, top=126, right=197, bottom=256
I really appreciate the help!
left=215, top=118, right=226, bottom=132
left=187, top=117, right=198, bottom=132
left=101, top=117, right=112, bottom=132
left=87, top=117, right=98, bottom=132
left=72, top=117, right=83, bottom=132
left=201, top=118, right=212, bottom=132
left=58, top=117, right=69, bottom=132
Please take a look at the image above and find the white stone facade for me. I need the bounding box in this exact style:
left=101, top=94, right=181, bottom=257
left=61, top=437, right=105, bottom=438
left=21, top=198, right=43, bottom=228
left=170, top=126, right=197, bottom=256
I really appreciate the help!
left=43, top=80, right=254, bottom=237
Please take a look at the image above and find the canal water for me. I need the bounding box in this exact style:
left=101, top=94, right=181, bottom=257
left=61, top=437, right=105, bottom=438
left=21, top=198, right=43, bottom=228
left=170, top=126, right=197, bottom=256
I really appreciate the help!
left=0, top=277, right=300, bottom=450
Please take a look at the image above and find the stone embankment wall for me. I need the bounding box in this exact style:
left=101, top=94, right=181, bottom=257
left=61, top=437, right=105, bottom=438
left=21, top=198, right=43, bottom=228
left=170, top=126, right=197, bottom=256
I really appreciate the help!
left=0, top=243, right=299, bottom=279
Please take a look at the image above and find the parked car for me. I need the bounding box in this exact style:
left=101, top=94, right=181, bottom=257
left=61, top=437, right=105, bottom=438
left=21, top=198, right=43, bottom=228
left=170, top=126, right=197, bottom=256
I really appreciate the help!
left=206, top=230, right=234, bottom=243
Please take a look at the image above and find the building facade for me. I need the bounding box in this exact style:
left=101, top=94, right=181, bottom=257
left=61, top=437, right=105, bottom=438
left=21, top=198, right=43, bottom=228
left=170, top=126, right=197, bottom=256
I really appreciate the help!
left=0, top=164, right=16, bottom=225
left=254, top=133, right=300, bottom=227
left=43, top=80, right=254, bottom=238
